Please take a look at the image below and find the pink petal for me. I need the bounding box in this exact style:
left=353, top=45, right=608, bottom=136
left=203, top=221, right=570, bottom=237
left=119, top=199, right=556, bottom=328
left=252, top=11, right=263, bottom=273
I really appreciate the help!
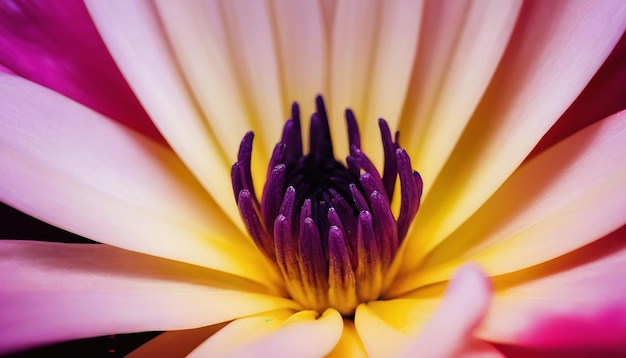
left=0, top=74, right=275, bottom=283
left=496, top=343, right=626, bottom=358
left=531, top=31, right=626, bottom=158
left=479, top=225, right=626, bottom=352
left=0, top=241, right=298, bottom=355
left=405, top=1, right=626, bottom=269
left=0, top=0, right=163, bottom=143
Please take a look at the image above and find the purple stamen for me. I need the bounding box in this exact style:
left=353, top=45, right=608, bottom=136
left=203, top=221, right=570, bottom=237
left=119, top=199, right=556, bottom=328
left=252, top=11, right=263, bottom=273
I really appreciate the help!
left=261, top=163, right=286, bottom=235
left=379, top=119, right=398, bottom=198
left=231, top=96, right=422, bottom=315
left=345, top=109, right=361, bottom=150
left=235, top=132, right=257, bottom=205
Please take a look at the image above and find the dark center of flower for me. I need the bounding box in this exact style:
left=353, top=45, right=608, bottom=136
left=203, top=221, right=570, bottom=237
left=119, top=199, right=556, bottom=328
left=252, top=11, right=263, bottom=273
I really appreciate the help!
left=231, top=96, right=422, bottom=315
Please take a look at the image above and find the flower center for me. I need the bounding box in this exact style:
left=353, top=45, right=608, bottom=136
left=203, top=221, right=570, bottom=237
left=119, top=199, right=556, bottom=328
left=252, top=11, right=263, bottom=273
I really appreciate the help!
left=231, top=96, right=422, bottom=315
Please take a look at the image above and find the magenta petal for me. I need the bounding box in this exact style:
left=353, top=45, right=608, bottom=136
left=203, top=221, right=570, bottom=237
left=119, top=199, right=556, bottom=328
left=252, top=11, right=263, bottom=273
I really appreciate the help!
left=481, top=225, right=626, bottom=353
left=0, top=0, right=164, bottom=143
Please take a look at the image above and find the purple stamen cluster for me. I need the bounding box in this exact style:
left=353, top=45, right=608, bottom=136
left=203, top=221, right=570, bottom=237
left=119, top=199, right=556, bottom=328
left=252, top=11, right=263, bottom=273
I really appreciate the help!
left=232, top=96, right=422, bottom=315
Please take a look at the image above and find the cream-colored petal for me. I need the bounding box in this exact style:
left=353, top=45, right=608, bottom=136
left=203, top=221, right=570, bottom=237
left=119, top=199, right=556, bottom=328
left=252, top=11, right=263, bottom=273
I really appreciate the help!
left=0, top=74, right=273, bottom=283
left=188, top=309, right=343, bottom=357
left=85, top=0, right=241, bottom=226
left=400, top=0, right=521, bottom=189
left=217, top=0, right=286, bottom=155
left=156, top=0, right=329, bottom=188
left=155, top=0, right=326, bottom=202
left=270, top=0, right=328, bottom=126
left=406, top=1, right=626, bottom=268
left=154, top=0, right=262, bottom=163
left=0, top=241, right=297, bottom=355
left=392, top=110, right=626, bottom=293
left=328, top=0, right=422, bottom=161
left=359, top=0, right=422, bottom=161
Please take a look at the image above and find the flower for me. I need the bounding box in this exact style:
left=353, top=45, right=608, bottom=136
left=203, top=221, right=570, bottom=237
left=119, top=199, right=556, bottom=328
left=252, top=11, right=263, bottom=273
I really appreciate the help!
left=1, top=0, right=626, bottom=356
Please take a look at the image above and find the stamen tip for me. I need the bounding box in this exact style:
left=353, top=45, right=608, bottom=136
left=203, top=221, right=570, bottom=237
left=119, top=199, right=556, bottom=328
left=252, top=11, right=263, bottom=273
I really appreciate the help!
left=237, top=188, right=251, bottom=201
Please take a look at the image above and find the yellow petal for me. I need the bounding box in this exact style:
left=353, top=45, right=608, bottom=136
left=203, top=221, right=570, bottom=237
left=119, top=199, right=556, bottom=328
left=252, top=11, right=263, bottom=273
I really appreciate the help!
left=404, top=1, right=626, bottom=271
left=189, top=309, right=343, bottom=357
left=354, top=294, right=442, bottom=357
left=327, top=321, right=368, bottom=358
left=392, top=110, right=626, bottom=293
left=354, top=301, right=424, bottom=357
